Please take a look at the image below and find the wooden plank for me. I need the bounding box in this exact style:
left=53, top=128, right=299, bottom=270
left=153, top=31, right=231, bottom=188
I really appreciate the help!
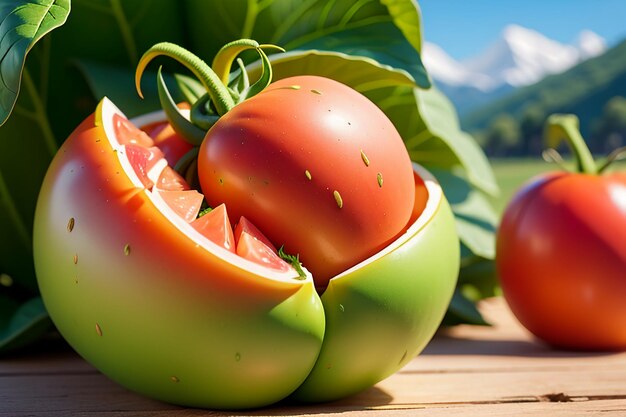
left=1, top=297, right=625, bottom=416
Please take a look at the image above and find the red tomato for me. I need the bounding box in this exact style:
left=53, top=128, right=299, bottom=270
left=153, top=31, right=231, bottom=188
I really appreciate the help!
left=496, top=171, right=626, bottom=350
left=198, top=76, right=415, bottom=289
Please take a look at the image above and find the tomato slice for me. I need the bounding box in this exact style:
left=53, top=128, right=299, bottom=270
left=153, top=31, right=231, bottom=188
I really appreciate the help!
left=125, top=145, right=165, bottom=189
left=113, top=114, right=155, bottom=147
left=158, top=190, right=204, bottom=223
left=191, top=204, right=236, bottom=253
left=235, top=217, right=292, bottom=272
left=155, top=166, right=191, bottom=191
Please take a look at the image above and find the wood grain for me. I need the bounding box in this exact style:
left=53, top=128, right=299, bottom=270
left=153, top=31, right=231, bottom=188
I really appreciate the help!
left=1, top=298, right=625, bottom=417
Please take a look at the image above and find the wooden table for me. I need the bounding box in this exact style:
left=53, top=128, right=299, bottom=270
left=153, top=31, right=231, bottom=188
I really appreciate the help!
left=2, top=297, right=625, bottom=416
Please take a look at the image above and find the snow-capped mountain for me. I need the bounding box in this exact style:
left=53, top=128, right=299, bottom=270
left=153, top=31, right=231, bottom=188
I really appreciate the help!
left=422, top=25, right=607, bottom=115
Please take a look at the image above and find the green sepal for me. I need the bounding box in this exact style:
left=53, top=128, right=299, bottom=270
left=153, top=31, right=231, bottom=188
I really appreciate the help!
left=190, top=93, right=220, bottom=131
left=136, top=42, right=235, bottom=115
left=156, top=67, right=206, bottom=146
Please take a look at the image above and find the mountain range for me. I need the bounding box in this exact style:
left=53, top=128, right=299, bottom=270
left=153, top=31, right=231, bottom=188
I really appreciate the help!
left=422, top=24, right=607, bottom=116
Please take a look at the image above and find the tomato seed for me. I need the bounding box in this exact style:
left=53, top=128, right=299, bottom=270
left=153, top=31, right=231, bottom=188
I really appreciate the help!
left=333, top=190, right=343, bottom=209
left=360, top=150, right=370, bottom=167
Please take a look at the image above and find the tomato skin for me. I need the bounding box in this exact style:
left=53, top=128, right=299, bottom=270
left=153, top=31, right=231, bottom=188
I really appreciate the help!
left=33, top=112, right=325, bottom=409
left=496, top=171, right=626, bottom=350
left=34, top=99, right=460, bottom=408
left=198, top=76, right=415, bottom=288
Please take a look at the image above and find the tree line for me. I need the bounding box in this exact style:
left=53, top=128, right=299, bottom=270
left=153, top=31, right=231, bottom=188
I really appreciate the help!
left=473, top=96, right=626, bottom=157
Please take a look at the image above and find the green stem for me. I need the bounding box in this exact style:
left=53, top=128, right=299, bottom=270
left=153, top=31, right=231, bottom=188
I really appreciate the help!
left=22, top=68, right=57, bottom=157
left=544, top=114, right=597, bottom=175
left=0, top=169, right=31, bottom=251
left=135, top=43, right=235, bottom=115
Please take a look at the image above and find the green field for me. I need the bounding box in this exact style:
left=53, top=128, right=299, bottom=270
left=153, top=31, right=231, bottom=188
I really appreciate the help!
left=489, top=158, right=556, bottom=215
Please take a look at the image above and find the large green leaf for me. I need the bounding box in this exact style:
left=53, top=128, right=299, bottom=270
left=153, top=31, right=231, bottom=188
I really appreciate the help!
left=0, top=0, right=70, bottom=126
left=442, top=289, right=490, bottom=326
left=366, top=85, right=499, bottom=197
left=261, top=49, right=416, bottom=92
left=430, top=169, right=497, bottom=261
left=0, top=295, right=52, bottom=353
left=185, top=0, right=429, bottom=88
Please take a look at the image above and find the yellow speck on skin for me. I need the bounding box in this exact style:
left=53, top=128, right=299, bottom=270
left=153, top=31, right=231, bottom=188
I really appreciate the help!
left=333, top=190, right=343, bottom=208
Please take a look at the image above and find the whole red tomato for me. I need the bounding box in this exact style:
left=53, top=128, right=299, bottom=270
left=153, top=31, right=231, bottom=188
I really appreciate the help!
left=198, top=75, right=415, bottom=288
left=496, top=115, right=626, bottom=350
left=135, top=41, right=415, bottom=290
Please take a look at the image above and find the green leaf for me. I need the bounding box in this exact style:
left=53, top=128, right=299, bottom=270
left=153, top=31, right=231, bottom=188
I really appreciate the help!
left=0, top=295, right=52, bottom=354
left=429, top=168, right=497, bottom=261
left=185, top=0, right=429, bottom=88
left=413, top=87, right=499, bottom=196
left=457, top=255, right=499, bottom=300
left=0, top=0, right=70, bottom=126
left=381, top=0, right=423, bottom=53
left=254, top=49, right=416, bottom=93
left=442, top=289, right=490, bottom=326
left=74, top=60, right=196, bottom=118
left=366, top=85, right=499, bottom=197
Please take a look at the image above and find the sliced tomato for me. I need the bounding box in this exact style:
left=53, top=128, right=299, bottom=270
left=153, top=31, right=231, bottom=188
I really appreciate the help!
left=234, top=217, right=277, bottom=253
left=235, top=217, right=292, bottom=272
left=191, top=204, right=236, bottom=252
left=125, top=145, right=164, bottom=189
left=114, top=114, right=155, bottom=147
left=158, top=190, right=204, bottom=223
left=156, top=166, right=191, bottom=191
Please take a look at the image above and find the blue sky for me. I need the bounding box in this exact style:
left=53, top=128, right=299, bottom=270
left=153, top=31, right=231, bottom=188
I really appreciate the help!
left=419, top=0, right=626, bottom=60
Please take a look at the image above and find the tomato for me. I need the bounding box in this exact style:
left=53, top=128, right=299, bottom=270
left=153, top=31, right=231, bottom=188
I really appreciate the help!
left=34, top=40, right=461, bottom=409
left=496, top=115, right=626, bottom=350
left=198, top=75, right=415, bottom=289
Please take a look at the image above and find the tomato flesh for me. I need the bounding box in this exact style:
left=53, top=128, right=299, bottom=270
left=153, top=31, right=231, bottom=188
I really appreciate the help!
left=125, top=145, right=164, bottom=189
left=156, top=166, right=190, bottom=191
left=158, top=190, right=204, bottom=223
left=191, top=204, right=236, bottom=253
left=235, top=217, right=292, bottom=272
left=114, top=114, right=154, bottom=147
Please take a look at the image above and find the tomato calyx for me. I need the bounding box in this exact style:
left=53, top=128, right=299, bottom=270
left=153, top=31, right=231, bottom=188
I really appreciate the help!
left=543, top=114, right=626, bottom=175
left=134, top=39, right=284, bottom=186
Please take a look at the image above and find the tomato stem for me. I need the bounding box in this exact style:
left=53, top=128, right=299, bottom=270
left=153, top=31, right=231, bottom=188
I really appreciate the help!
left=135, top=42, right=235, bottom=116
left=544, top=114, right=597, bottom=175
